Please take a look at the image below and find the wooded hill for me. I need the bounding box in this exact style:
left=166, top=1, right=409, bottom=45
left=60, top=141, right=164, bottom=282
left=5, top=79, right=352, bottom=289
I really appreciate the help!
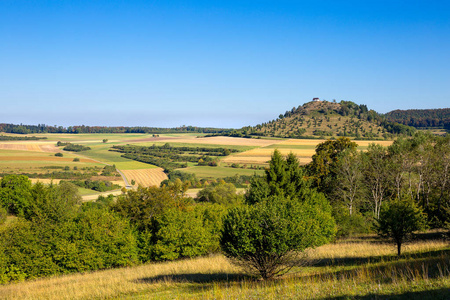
left=384, top=108, right=450, bottom=130
left=221, top=100, right=415, bottom=139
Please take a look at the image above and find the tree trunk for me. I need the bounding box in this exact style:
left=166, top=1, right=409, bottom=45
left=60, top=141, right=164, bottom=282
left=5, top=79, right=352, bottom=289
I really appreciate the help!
left=397, top=242, right=402, bottom=256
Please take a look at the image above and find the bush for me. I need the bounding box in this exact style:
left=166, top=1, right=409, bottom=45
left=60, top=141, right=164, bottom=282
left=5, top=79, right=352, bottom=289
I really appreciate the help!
left=221, top=192, right=336, bottom=280
left=0, top=205, right=7, bottom=225
left=55, top=153, right=63, bottom=157
left=73, top=158, right=80, bottom=162
left=376, top=198, right=427, bottom=256
left=0, top=209, right=138, bottom=283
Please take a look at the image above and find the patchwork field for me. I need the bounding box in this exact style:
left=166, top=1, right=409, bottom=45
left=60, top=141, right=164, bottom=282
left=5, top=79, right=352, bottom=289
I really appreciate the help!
left=121, top=168, right=168, bottom=187
left=0, top=133, right=395, bottom=188
left=222, top=138, right=394, bottom=166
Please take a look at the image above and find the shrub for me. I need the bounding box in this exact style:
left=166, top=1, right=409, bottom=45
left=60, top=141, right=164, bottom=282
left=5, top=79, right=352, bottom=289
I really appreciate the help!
left=55, top=153, right=63, bottom=157
left=376, top=198, right=427, bottom=256
left=221, top=192, right=336, bottom=280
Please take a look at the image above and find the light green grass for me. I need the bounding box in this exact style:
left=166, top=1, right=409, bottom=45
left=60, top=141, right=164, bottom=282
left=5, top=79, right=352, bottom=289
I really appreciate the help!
left=179, top=166, right=264, bottom=179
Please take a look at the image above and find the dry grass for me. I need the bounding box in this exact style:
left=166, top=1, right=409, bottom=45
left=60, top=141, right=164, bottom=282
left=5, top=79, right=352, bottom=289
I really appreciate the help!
left=121, top=168, right=168, bottom=187
left=1, top=233, right=449, bottom=300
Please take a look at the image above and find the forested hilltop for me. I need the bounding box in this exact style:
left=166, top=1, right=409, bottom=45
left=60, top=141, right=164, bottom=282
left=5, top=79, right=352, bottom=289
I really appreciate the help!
left=217, top=100, right=415, bottom=140
left=0, top=124, right=230, bottom=135
left=385, top=108, right=450, bottom=130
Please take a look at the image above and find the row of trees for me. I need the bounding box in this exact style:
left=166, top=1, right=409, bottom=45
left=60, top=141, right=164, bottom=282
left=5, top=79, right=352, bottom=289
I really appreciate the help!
left=0, top=123, right=230, bottom=135
left=306, top=134, right=449, bottom=237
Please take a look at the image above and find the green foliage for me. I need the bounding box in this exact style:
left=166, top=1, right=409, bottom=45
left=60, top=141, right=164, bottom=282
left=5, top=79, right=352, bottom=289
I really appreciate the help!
left=62, top=143, right=91, bottom=152
left=246, top=150, right=309, bottom=204
left=221, top=192, right=336, bottom=279
left=0, top=205, right=7, bottom=225
left=55, top=152, right=63, bottom=157
left=376, top=198, right=427, bottom=256
left=25, top=182, right=81, bottom=223
left=112, top=186, right=221, bottom=262
left=307, top=137, right=358, bottom=188
left=68, top=179, right=120, bottom=192
left=196, top=182, right=243, bottom=205
left=73, top=157, right=80, bottom=162
left=0, top=210, right=138, bottom=282
left=222, top=150, right=336, bottom=279
left=0, top=175, right=32, bottom=216
left=111, top=144, right=238, bottom=173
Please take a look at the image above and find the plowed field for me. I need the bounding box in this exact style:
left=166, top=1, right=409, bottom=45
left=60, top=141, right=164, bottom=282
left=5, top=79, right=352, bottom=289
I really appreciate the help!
left=121, top=168, right=168, bottom=187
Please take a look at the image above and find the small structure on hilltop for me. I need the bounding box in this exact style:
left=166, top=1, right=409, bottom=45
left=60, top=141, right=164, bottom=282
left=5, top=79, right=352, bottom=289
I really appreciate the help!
left=312, top=97, right=321, bottom=102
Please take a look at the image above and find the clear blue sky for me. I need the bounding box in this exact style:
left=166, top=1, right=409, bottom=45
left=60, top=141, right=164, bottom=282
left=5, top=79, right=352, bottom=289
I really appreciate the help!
left=1, top=0, right=449, bottom=128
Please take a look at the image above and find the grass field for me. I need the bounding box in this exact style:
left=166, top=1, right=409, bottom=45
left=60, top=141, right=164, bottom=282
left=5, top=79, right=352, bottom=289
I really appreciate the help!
left=1, top=232, right=448, bottom=300
left=179, top=165, right=265, bottom=179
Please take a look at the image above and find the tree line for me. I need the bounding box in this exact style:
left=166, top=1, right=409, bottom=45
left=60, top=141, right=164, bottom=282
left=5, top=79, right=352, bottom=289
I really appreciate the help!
left=385, top=108, right=450, bottom=130
left=0, top=123, right=230, bottom=135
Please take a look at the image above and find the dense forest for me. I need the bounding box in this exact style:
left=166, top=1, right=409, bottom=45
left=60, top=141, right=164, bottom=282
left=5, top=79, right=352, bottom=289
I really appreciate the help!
left=385, top=108, right=450, bottom=130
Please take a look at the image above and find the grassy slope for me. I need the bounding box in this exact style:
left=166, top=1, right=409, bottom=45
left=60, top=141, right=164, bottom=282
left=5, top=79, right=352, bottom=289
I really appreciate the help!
left=1, top=233, right=448, bottom=299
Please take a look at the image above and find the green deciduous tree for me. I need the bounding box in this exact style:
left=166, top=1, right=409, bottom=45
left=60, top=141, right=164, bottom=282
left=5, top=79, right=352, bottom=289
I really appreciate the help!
left=0, top=175, right=32, bottom=216
left=376, top=198, right=427, bottom=256
left=221, top=192, right=335, bottom=279
left=221, top=150, right=335, bottom=280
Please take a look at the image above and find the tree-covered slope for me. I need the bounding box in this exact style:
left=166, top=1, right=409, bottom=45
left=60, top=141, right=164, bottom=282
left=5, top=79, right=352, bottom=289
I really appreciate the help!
left=223, top=100, right=415, bottom=140
left=385, top=108, right=450, bottom=130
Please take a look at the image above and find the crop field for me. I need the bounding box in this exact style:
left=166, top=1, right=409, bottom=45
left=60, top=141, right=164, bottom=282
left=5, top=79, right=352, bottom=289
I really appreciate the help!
left=1, top=133, right=395, bottom=187
left=121, top=168, right=168, bottom=187
left=179, top=165, right=265, bottom=179
left=222, top=138, right=394, bottom=166
left=1, top=232, right=448, bottom=300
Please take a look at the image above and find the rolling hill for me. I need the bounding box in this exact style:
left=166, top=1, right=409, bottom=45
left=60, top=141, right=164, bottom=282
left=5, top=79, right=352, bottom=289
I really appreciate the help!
left=222, top=99, right=415, bottom=140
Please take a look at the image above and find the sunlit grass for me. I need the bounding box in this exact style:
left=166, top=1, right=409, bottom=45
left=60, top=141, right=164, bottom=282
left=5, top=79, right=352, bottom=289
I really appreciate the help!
left=1, top=232, right=448, bottom=300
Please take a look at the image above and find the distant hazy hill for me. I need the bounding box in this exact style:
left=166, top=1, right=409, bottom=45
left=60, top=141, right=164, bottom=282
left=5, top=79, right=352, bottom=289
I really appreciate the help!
left=221, top=100, right=415, bottom=140
left=385, top=108, right=450, bottom=130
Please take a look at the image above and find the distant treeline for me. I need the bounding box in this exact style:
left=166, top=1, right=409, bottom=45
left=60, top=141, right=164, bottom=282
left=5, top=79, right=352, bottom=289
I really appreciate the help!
left=0, top=135, right=47, bottom=141
left=0, top=123, right=231, bottom=134
left=385, top=108, right=450, bottom=130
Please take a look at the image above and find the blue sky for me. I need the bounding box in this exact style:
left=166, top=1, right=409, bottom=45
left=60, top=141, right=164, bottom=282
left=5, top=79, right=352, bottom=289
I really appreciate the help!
left=1, top=0, right=449, bottom=128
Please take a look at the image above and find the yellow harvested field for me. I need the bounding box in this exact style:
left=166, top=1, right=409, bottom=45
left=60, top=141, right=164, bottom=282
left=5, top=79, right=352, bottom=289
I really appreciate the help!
left=0, top=156, right=97, bottom=163
left=222, top=139, right=393, bottom=166
left=277, top=139, right=393, bottom=147
left=0, top=143, right=59, bottom=152
left=29, top=178, right=62, bottom=185
left=156, top=136, right=283, bottom=147
left=121, top=168, right=168, bottom=187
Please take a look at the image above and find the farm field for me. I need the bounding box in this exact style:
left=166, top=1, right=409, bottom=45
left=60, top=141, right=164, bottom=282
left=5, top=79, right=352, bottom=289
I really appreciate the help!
left=222, top=138, right=394, bottom=166
left=179, top=165, right=265, bottom=179
left=1, top=232, right=448, bottom=300
left=0, top=133, right=394, bottom=187
left=121, top=168, right=168, bottom=187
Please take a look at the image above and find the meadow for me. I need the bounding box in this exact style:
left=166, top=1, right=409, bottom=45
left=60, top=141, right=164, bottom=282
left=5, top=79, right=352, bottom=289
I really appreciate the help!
left=0, top=232, right=448, bottom=300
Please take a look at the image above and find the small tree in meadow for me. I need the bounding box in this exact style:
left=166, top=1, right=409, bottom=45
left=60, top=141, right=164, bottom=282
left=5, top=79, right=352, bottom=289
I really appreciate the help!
left=376, top=198, right=427, bottom=256
left=220, top=151, right=336, bottom=280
